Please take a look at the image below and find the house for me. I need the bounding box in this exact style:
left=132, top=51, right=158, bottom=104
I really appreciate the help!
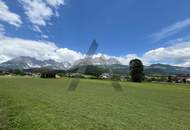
left=2, top=71, right=10, bottom=75
left=99, top=73, right=112, bottom=79
left=173, top=76, right=188, bottom=83
left=32, top=73, right=41, bottom=78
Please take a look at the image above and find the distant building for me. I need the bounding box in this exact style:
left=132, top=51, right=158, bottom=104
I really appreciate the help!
left=2, top=71, right=10, bottom=75
left=173, top=76, right=188, bottom=83
left=32, top=73, right=41, bottom=77
left=99, top=73, right=112, bottom=79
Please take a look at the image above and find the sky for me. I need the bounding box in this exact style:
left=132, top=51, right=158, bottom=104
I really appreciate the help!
left=1, top=0, right=190, bottom=66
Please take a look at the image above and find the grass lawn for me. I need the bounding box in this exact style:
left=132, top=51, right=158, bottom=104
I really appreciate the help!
left=0, top=77, right=190, bottom=130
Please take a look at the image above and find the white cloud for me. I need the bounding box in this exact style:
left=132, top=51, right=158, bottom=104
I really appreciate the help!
left=143, top=42, right=190, bottom=66
left=151, top=18, right=190, bottom=41
left=46, top=0, right=64, bottom=7
left=116, top=54, right=141, bottom=65
left=42, top=34, right=49, bottom=39
left=19, top=0, right=53, bottom=26
left=51, top=48, right=84, bottom=62
left=19, top=0, right=64, bottom=31
left=0, top=36, right=83, bottom=64
left=0, top=24, right=5, bottom=36
left=0, top=0, right=22, bottom=27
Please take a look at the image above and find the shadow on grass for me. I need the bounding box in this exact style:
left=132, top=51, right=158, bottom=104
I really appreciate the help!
left=112, top=81, right=123, bottom=92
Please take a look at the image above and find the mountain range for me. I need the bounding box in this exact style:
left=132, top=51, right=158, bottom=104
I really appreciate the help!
left=0, top=56, right=71, bottom=70
left=0, top=56, right=120, bottom=70
left=0, top=56, right=190, bottom=76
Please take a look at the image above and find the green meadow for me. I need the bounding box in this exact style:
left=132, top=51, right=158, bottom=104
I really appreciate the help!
left=0, top=77, right=190, bottom=130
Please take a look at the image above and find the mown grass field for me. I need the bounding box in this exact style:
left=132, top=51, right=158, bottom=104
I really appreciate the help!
left=0, top=77, right=190, bottom=130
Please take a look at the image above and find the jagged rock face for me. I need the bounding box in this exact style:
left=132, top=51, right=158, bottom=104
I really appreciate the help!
left=0, top=56, right=120, bottom=71
left=74, top=56, right=121, bottom=66
left=0, top=56, right=72, bottom=70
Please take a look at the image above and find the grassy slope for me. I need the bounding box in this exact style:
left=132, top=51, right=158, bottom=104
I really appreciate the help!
left=0, top=77, right=190, bottom=130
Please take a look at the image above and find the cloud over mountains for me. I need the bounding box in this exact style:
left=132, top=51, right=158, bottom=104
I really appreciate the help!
left=1, top=33, right=190, bottom=67
left=0, top=36, right=83, bottom=63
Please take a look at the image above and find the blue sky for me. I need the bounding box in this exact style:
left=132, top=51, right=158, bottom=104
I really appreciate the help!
left=1, top=0, right=190, bottom=66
